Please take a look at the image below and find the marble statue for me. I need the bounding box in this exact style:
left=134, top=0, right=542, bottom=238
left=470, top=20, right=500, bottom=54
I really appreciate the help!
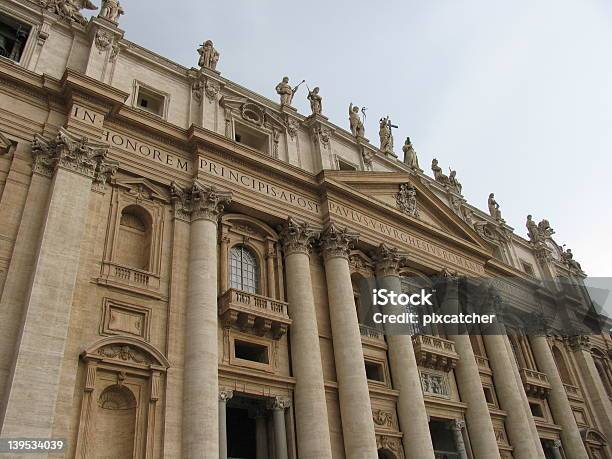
left=348, top=103, right=365, bottom=138
left=379, top=116, right=393, bottom=153
left=537, top=219, right=554, bottom=239
left=197, top=40, right=220, bottom=71
left=276, top=77, right=302, bottom=107
left=431, top=159, right=450, bottom=185
left=562, top=248, right=582, bottom=272
left=307, top=87, right=322, bottom=115
left=402, top=137, right=419, bottom=169
left=488, top=193, right=502, bottom=221
left=526, top=215, right=539, bottom=242
left=99, top=0, right=123, bottom=23
left=449, top=170, right=462, bottom=194
left=44, top=0, right=97, bottom=25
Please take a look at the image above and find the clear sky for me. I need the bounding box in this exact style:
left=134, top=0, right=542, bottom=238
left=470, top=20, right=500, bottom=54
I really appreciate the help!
left=105, top=0, right=611, bottom=277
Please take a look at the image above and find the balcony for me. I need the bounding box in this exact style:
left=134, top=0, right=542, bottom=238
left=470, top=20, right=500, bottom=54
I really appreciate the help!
left=359, top=324, right=385, bottom=341
left=97, top=261, right=161, bottom=297
left=412, top=335, right=459, bottom=372
left=520, top=368, right=551, bottom=398
left=564, top=383, right=583, bottom=401
left=218, top=289, right=291, bottom=340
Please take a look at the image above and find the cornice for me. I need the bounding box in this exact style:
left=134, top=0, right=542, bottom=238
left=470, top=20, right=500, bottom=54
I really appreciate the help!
left=61, top=68, right=129, bottom=113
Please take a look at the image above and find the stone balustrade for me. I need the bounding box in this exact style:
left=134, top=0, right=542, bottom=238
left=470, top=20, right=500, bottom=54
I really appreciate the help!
left=563, top=383, right=583, bottom=401
left=520, top=368, right=552, bottom=398
left=218, top=288, right=291, bottom=339
left=412, top=335, right=460, bottom=371
left=98, top=261, right=161, bottom=293
left=359, top=324, right=385, bottom=341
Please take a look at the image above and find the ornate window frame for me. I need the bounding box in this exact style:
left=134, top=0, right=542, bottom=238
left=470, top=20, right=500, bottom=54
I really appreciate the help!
left=75, top=336, right=169, bottom=459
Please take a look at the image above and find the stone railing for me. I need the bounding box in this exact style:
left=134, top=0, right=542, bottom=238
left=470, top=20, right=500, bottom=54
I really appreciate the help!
left=359, top=324, right=384, bottom=341
left=475, top=355, right=491, bottom=371
left=520, top=368, right=551, bottom=398
left=97, top=261, right=161, bottom=293
left=218, top=288, right=291, bottom=339
left=412, top=335, right=459, bottom=372
left=563, top=383, right=583, bottom=401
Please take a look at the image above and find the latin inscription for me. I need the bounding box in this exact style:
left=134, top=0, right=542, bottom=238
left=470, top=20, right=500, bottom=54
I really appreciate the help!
left=329, top=200, right=485, bottom=274
left=102, top=130, right=192, bottom=173
left=198, top=156, right=320, bottom=214
left=71, top=104, right=103, bottom=128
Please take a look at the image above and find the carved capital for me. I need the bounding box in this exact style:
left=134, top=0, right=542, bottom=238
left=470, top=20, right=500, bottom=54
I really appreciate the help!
left=219, top=390, right=234, bottom=402
left=320, top=223, right=359, bottom=261
left=448, top=419, right=466, bottom=431
left=567, top=335, right=590, bottom=352
left=267, top=395, right=291, bottom=410
left=92, top=157, right=119, bottom=191
left=170, top=181, right=232, bottom=223
left=552, top=439, right=562, bottom=448
left=372, top=243, right=408, bottom=277
left=278, top=217, right=319, bottom=257
left=32, top=128, right=110, bottom=180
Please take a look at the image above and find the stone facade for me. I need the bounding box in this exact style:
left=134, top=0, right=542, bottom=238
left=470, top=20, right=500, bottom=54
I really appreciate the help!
left=0, top=1, right=610, bottom=458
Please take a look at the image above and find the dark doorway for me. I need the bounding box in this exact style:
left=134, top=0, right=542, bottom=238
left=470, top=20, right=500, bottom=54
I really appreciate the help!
left=429, top=419, right=459, bottom=458
left=227, top=406, right=256, bottom=459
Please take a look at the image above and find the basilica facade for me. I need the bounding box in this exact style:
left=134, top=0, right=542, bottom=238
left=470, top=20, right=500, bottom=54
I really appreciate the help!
left=0, top=0, right=610, bottom=458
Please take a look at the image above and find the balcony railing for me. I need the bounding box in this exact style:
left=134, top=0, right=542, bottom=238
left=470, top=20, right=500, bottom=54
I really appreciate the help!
left=475, top=355, right=491, bottom=372
left=97, top=261, right=161, bottom=293
left=218, top=288, right=291, bottom=339
left=412, top=335, right=459, bottom=372
left=359, top=324, right=384, bottom=341
left=564, top=383, right=583, bottom=401
left=520, top=368, right=551, bottom=398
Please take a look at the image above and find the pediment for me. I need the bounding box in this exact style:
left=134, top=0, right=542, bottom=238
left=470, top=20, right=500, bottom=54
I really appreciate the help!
left=114, top=177, right=168, bottom=203
left=325, top=171, right=492, bottom=252
left=220, top=96, right=286, bottom=130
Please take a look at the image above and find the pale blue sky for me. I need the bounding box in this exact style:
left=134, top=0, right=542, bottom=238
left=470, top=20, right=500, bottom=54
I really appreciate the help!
left=105, top=0, right=611, bottom=277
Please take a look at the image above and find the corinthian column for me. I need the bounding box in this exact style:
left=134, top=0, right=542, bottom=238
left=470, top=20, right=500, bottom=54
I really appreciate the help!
left=372, top=244, right=435, bottom=459
left=320, top=223, right=378, bottom=458
left=567, top=336, right=612, bottom=444
left=172, top=181, right=232, bottom=459
left=481, top=288, right=542, bottom=459
left=279, top=218, right=333, bottom=459
left=1, top=128, right=116, bottom=438
left=444, top=276, right=500, bottom=459
left=529, top=335, right=589, bottom=459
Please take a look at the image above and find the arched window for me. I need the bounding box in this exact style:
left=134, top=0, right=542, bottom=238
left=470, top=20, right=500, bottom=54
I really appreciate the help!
left=116, top=205, right=152, bottom=270
left=230, top=245, right=259, bottom=293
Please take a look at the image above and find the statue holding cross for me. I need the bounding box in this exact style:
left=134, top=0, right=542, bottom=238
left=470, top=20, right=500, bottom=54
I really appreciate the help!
left=379, top=116, right=397, bottom=154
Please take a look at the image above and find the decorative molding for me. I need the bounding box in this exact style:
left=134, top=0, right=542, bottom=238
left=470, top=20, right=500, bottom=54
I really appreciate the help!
left=320, top=223, right=359, bottom=261
left=278, top=217, right=319, bottom=257
left=170, top=180, right=232, bottom=223
left=567, top=335, right=590, bottom=352
left=420, top=370, right=450, bottom=398
left=395, top=183, right=419, bottom=217
left=372, top=409, right=394, bottom=428
left=94, top=30, right=113, bottom=52
left=267, top=395, right=291, bottom=410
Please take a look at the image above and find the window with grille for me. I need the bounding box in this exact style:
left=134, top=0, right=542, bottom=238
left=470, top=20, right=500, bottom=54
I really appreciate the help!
left=229, top=245, right=259, bottom=293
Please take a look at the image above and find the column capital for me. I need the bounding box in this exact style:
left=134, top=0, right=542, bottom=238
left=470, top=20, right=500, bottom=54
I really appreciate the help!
left=448, top=419, right=466, bottom=431
left=566, top=335, right=590, bottom=352
left=372, top=243, right=408, bottom=277
left=278, top=217, right=319, bottom=257
left=320, top=223, right=358, bottom=261
left=170, top=180, right=232, bottom=223
left=552, top=439, right=562, bottom=448
left=219, top=390, right=234, bottom=402
left=267, top=395, right=291, bottom=410
left=31, top=128, right=116, bottom=185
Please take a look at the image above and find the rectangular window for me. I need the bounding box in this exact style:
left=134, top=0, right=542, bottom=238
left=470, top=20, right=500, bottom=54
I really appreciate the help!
left=364, top=360, right=385, bottom=382
left=234, top=340, right=269, bottom=364
left=136, top=86, right=165, bottom=117
left=0, top=13, right=31, bottom=64
left=521, top=261, right=535, bottom=276
left=529, top=402, right=544, bottom=418
left=234, top=121, right=269, bottom=154
left=337, top=159, right=357, bottom=171
left=483, top=387, right=494, bottom=405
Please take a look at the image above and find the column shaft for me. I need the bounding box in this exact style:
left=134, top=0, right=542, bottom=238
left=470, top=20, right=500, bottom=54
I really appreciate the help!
left=219, top=398, right=228, bottom=459
left=272, top=408, right=288, bottom=459
left=484, top=334, right=541, bottom=459
left=450, top=422, right=469, bottom=459
left=183, top=217, right=219, bottom=457
left=324, top=254, right=378, bottom=457
left=285, top=253, right=333, bottom=457
left=1, top=167, right=92, bottom=438
left=452, top=334, right=501, bottom=459
left=375, top=258, right=434, bottom=459
left=529, top=336, right=589, bottom=458
left=255, top=415, right=269, bottom=459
